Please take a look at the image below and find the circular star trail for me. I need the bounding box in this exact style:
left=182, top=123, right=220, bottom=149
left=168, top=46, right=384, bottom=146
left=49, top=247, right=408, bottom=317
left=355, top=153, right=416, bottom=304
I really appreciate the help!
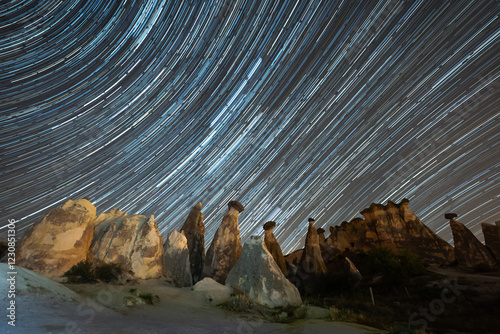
left=1, top=0, right=499, bottom=253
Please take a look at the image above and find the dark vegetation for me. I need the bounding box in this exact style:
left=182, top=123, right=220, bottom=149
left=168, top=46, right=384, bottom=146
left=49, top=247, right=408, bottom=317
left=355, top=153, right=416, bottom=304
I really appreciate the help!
left=63, top=260, right=123, bottom=283
left=298, top=247, right=500, bottom=334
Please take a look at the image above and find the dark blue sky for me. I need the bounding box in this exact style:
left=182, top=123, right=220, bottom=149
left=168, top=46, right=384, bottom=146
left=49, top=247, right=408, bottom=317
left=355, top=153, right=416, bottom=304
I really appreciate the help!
left=1, top=0, right=499, bottom=253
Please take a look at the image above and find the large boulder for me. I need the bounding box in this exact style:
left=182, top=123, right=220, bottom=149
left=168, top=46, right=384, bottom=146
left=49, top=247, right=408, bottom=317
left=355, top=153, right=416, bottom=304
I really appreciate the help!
left=192, top=277, right=233, bottom=305
left=328, top=199, right=455, bottom=265
left=226, top=236, right=302, bottom=308
left=202, top=201, right=244, bottom=284
left=263, top=221, right=287, bottom=275
left=163, top=230, right=192, bottom=287
left=90, top=209, right=163, bottom=279
left=298, top=218, right=327, bottom=275
left=448, top=216, right=496, bottom=268
left=481, top=222, right=500, bottom=263
left=180, top=202, right=205, bottom=283
left=16, top=199, right=96, bottom=279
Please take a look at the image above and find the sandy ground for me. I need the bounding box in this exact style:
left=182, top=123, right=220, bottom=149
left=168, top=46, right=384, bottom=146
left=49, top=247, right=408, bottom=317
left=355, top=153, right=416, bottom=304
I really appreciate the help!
left=0, top=264, right=384, bottom=334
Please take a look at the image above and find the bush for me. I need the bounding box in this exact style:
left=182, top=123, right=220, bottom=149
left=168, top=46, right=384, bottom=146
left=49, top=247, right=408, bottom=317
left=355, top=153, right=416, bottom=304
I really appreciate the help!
left=94, top=263, right=123, bottom=283
left=63, top=260, right=124, bottom=283
left=368, top=247, right=425, bottom=285
left=64, top=260, right=96, bottom=283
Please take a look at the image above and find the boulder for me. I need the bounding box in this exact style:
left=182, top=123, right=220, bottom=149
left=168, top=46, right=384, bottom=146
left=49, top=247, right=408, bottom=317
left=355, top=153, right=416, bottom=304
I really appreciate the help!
left=16, top=199, right=96, bottom=279
left=448, top=217, right=496, bottom=268
left=298, top=218, right=327, bottom=275
left=202, top=201, right=244, bottom=284
left=481, top=222, right=500, bottom=263
left=226, top=236, right=302, bottom=308
left=192, top=277, right=233, bottom=305
left=90, top=209, right=163, bottom=279
left=263, top=221, right=287, bottom=275
left=163, top=230, right=192, bottom=287
left=180, top=202, right=205, bottom=283
left=329, top=199, right=455, bottom=265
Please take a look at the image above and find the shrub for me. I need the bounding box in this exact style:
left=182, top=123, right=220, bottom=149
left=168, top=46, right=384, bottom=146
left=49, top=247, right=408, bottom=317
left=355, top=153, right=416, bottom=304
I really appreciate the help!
left=94, top=263, right=123, bottom=283
left=64, top=260, right=96, bottom=283
left=368, top=247, right=425, bottom=285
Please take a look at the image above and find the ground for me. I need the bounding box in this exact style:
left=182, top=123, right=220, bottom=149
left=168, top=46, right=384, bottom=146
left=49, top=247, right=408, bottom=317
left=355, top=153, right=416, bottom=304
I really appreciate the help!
left=0, top=264, right=383, bottom=334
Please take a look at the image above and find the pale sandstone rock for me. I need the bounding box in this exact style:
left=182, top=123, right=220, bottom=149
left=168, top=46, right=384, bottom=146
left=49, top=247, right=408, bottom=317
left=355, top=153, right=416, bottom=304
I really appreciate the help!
left=90, top=209, right=163, bottom=279
left=226, top=236, right=302, bottom=308
left=16, top=199, right=96, bottom=279
left=163, top=230, right=192, bottom=287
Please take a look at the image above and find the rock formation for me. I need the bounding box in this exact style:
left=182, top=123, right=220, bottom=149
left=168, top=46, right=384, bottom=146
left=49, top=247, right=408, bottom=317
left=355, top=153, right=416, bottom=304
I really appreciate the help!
left=344, top=257, right=362, bottom=286
left=447, top=214, right=496, bottom=268
left=263, top=221, right=287, bottom=275
left=481, top=221, right=500, bottom=263
left=16, top=199, right=96, bottom=279
left=180, top=202, right=205, bottom=283
left=317, top=227, right=326, bottom=248
left=163, top=230, right=192, bottom=287
left=192, top=277, right=233, bottom=305
left=328, top=199, right=455, bottom=265
left=226, top=236, right=302, bottom=308
left=202, top=201, right=244, bottom=284
left=298, top=218, right=327, bottom=275
left=90, top=209, right=163, bottom=279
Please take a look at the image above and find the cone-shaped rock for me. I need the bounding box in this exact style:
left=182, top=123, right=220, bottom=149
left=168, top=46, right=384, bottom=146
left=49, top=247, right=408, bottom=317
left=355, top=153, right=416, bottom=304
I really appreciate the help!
left=448, top=217, right=496, bottom=268
left=329, top=200, right=455, bottom=265
left=16, top=199, right=96, bottom=279
left=263, top=221, right=287, bottom=275
left=163, top=230, right=192, bottom=287
left=90, top=209, right=163, bottom=279
left=181, top=202, right=205, bottom=283
left=226, top=236, right=302, bottom=308
left=202, top=201, right=244, bottom=284
left=317, top=227, right=326, bottom=248
left=481, top=222, right=500, bottom=263
left=299, top=218, right=327, bottom=275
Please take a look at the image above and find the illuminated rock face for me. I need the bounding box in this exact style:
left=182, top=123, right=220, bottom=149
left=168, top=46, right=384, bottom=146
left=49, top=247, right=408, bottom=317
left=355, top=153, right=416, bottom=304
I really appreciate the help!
left=481, top=222, right=500, bottom=264
left=16, top=199, right=96, bottom=279
left=263, top=221, right=287, bottom=275
left=328, top=199, right=455, bottom=265
left=226, top=236, right=302, bottom=308
left=299, top=219, right=327, bottom=275
left=450, top=218, right=496, bottom=268
left=90, top=209, right=163, bottom=279
left=163, top=230, right=192, bottom=287
left=181, top=202, right=205, bottom=283
left=202, top=201, right=244, bottom=284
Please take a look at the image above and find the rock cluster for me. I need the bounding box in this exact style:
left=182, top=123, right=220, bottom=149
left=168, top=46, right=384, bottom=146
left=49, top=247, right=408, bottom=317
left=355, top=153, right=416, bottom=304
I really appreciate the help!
left=446, top=214, right=496, bottom=268
left=328, top=199, right=455, bottom=265
left=16, top=199, right=96, bottom=279
left=90, top=209, right=164, bottom=279
left=181, top=202, right=205, bottom=283
left=202, top=201, right=244, bottom=284
left=226, top=236, right=302, bottom=308
left=263, top=221, right=287, bottom=275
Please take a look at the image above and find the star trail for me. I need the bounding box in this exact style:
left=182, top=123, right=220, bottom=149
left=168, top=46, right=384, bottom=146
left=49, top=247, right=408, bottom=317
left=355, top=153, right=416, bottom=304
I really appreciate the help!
left=1, top=0, right=499, bottom=254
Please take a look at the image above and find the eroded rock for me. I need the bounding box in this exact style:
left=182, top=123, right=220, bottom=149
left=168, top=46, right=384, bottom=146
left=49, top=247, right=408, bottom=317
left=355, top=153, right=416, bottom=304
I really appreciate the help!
left=16, top=199, right=96, bottom=279
left=226, top=236, right=302, bottom=308
left=163, top=230, right=192, bottom=287
left=448, top=216, right=496, bottom=268
left=181, top=202, right=205, bottom=283
left=90, top=209, right=163, bottom=279
left=202, top=201, right=244, bottom=284
left=263, top=221, right=287, bottom=275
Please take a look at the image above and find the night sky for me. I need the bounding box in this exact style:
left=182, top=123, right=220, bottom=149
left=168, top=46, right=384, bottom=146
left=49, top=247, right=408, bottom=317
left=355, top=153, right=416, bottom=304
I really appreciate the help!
left=1, top=0, right=499, bottom=254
